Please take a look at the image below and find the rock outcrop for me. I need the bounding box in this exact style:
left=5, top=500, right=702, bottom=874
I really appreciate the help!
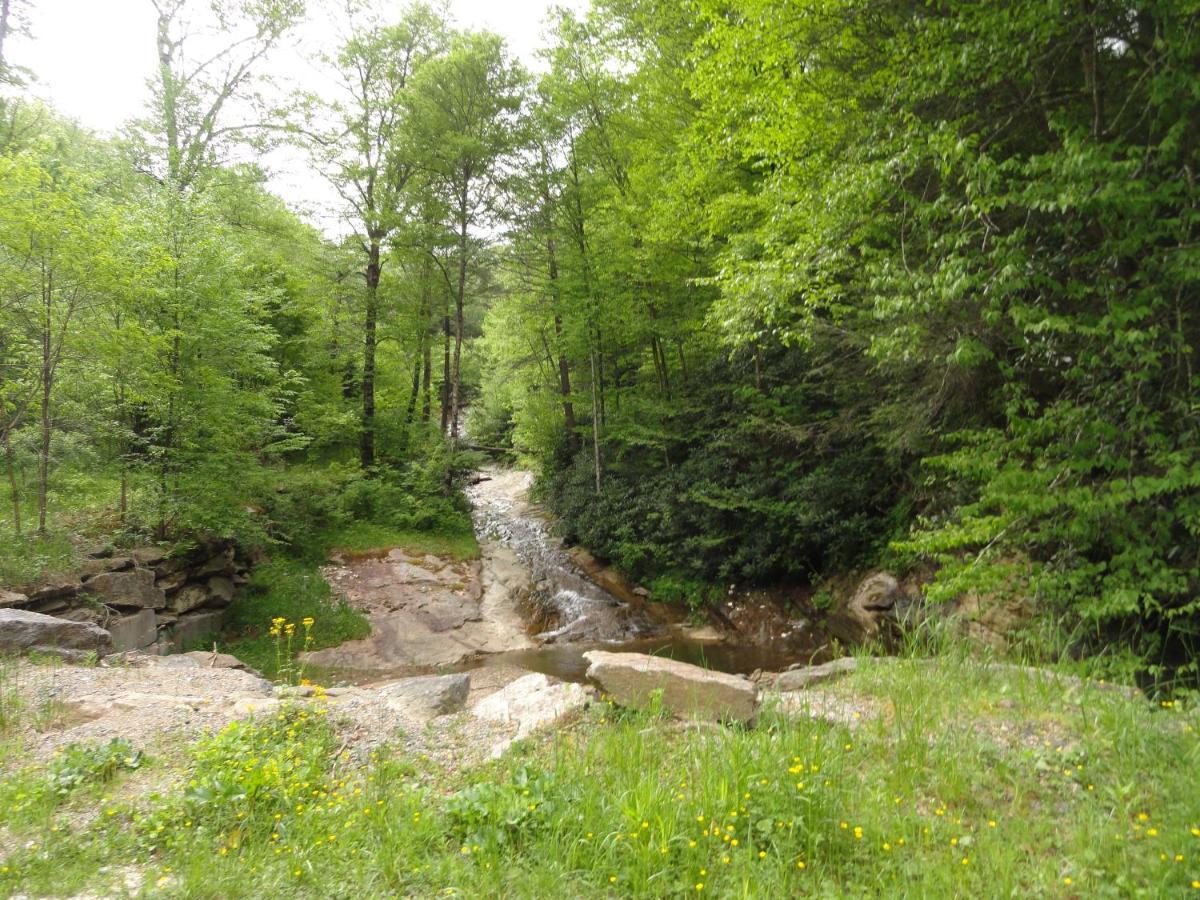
left=2, top=542, right=252, bottom=658
left=0, top=608, right=111, bottom=653
left=583, top=650, right=760, bottom=724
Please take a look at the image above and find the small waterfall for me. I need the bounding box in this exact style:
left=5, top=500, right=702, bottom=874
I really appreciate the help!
left=466, top=469, right=652, bottom=643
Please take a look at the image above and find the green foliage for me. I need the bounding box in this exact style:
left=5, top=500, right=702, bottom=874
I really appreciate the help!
left=223, top=557, right=369, bottom=680
left=5, top=659, right=1199, bottom=897
left=0, top=738, right=142, bottom=827
left=445, top=766, right=564, bottom=850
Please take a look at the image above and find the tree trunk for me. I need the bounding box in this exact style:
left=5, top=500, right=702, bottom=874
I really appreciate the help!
left=547, top=238, right=578, bottom=450
left=37, top=266, right=50, bottom=535
left=590, top=349, right=602, bottom=493
left=4, top=431, right=19, bottom=536
left=449, top=187, right=469, bottom=447
left=361, top=239, right=380, bottom=469
left=440, top=304, right=451, bottom=434
left=404, top=356, right=421, bottom=425
left=422, top=334, right=432, bottom=423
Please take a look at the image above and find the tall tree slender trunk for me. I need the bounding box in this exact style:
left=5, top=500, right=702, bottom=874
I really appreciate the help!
left=547, top=238, right=577, bottom=449
left=440, top=300, right=451, bottom=433
left=4, top=431, right=19, bottom=536
left=422, top=335, right=432, bottom=422
left=37, top=264, right=51, bottom=535
left=449, top=185, right=469, bottom=447
left=590, top=349, right=602, bottom=492
left=361, top=238, right=380, bottom=469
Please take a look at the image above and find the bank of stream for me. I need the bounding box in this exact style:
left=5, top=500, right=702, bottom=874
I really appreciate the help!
left=305, top=467, right=828, bottom=686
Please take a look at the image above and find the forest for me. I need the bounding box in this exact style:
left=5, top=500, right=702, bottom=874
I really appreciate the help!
left=1, top=0, right=1199, bottom=692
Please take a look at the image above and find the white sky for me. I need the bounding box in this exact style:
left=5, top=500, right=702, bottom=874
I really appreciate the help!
left=15, top=0, right=586, bottom=232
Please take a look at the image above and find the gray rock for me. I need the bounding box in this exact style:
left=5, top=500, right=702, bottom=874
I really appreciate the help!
left=23, top=577, right=81, bottom=603
left=584, top=650, right=760, bottom=725
left=206, top=576, right=236, bottom=606
left=377, top=673, right=471, bottom=718
left=0, top=608, right=111, bottom=652
left=83, top=569, right=165, bottom=609
left=168, top=583, right=211, bottom=614
left=80, top=557, right=133, bottom=579
left=131, top=547, right=167, bottom=567
left=170, top=609, right=224, bottom=649
left=107, top=609, right=158, bottom=653
left=472, top=673, right=589, bottom=748
left=157, top=571, right=189, bottom=593
left=194, top=548, right=236, bottom=579
left=773, top=657, right=858, bottom=691
left=0, top=589, right=29, bottom=609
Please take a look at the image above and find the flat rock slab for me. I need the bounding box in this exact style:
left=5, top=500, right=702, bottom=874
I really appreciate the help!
left=472, top=672, right=588, bottom=740
left=0, top=589, right=29, bottom=609
left=774, top=657, right=858, bottom=691
left=584, top=651, right=760, bottom=725
left=107, top=609, right=158, bottom=653
left=0, top=608, right=111, bottom=652
left=83, top=569, right=165, bottom=609
left=377, top=673, right=471, bottom=719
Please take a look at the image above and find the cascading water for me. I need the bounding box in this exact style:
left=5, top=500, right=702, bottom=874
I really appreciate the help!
left=465, top=468, right=656, bottom=643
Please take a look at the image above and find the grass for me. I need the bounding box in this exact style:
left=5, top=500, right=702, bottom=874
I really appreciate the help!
left=317, top=522, right=480, bottom=562
left=220, top=557, right=370, bottom=679
left=220, top=519, right=478, bottom=680
left=0, top=652, right=1196, bottom=897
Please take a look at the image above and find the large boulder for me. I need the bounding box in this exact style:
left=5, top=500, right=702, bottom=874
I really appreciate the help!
left=0, top=608, right=111, bottom=652
left=472, top=673, right=589, bottom=738
left=583, top=651, right=759, bottom=725
left=83, top=569, right=165, bottom=609
left=825, top=572, right=903, bottom=644
left=377, top=673, right=471, bottom=718
left=106, top=609, right=158, bottom=653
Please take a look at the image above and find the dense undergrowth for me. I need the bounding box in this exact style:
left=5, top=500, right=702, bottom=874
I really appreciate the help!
left=0, top=654, right=1196, bottom=897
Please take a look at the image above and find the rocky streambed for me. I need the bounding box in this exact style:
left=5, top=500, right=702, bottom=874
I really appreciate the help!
left=302, top=467, right=830, bottom=687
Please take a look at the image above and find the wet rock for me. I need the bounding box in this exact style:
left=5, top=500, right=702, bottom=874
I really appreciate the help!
left=584, top=650, right=759, bottom=725
left=83, top=569, right=165, bottom=609
left=107, top=609, right=158, bottom=653
left=0, top=608, right=111, bottom=653
left=472, top=673, right=588, bottom=739
left=826, top=572, right=903, bottom=644
left=772, top=657, right=858, bottom=691
left=378, top=673, right=471, bottom=718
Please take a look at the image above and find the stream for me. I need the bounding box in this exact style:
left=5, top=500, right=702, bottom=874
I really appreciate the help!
left=308, top=467, right=824, bottom=686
